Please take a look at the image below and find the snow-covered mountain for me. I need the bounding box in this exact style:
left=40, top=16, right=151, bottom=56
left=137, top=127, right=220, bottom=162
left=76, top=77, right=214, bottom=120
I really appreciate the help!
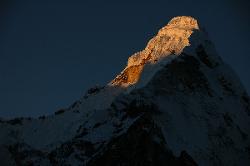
left=0, top=16, right=250, bottom=166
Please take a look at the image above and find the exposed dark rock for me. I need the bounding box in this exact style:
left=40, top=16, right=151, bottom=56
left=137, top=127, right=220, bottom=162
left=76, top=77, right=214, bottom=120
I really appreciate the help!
left=88, top=113, right=198, bottom=166
left=218, top=76, right=235, bottom=95
left=196, top=44, right=218, bottom=68
left=54, top=109, right=65, bottom=115
left=7, top=118, right=23, bottom=125
left=149, top=55, right=212, bottom=96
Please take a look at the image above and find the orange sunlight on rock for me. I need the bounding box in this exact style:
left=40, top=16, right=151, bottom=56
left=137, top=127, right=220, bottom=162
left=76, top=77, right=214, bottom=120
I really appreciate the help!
left=110, top=16, right=199, bottom=87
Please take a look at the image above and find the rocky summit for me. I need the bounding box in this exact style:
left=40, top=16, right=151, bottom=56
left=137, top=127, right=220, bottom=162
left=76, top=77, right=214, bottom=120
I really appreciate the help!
left=0, top=16, right=250, bottom=166
left=111, top=16, right=199, bottom=86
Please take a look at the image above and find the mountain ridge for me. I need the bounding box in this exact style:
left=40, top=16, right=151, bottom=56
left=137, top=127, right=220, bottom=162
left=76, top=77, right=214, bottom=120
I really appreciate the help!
left=0, top=16, right=250, bottom=166
left=110, top=16, right=199, bottom=86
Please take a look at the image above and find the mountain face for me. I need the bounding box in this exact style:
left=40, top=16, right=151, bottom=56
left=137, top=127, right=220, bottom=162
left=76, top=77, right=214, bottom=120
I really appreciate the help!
left=0, top=16, right=250, bottom=166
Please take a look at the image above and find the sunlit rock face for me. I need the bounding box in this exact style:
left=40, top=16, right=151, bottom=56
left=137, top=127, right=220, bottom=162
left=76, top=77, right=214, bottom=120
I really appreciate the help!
left=111, top=16, right=199, bottom=86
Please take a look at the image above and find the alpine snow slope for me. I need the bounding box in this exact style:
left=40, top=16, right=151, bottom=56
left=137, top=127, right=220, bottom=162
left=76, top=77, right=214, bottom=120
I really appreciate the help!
left=0, top=16, right=250, bottom=166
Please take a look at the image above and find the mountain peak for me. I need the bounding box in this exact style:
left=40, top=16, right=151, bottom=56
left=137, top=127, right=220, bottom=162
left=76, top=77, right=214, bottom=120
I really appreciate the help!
left=111, top=16, right=199, bottom=86
left=1, top=16, right=250, bottom=166
left=161, top=16, right=199, bottom=32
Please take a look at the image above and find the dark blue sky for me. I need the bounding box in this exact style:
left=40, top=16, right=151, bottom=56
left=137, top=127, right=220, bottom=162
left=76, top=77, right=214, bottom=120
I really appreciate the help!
left=0, top=0, right=249, bottom=118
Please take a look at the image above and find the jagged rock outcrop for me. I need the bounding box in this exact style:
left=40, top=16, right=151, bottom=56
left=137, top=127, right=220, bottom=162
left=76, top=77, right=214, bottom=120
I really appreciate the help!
left=111, top=16, right=199, bottom=86
left=0, top=16, right=250, bottom=166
